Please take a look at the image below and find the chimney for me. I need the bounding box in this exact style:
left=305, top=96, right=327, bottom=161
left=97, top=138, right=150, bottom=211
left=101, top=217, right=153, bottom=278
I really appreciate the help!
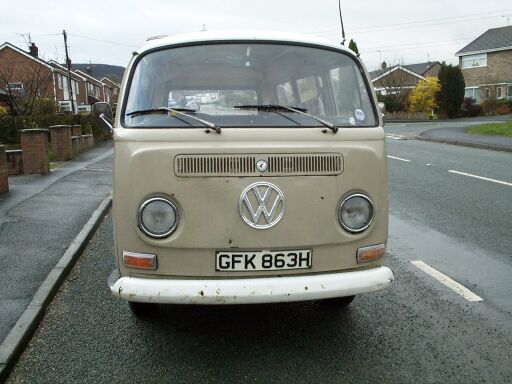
left=29, top=43, right=38, bottom=58
left=86, top=66, right=92, bottom=75
left=381, top=61, right=387, bottom=70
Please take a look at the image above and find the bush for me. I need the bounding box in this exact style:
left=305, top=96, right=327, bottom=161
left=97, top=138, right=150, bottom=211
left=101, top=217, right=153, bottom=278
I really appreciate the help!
left=481, top=98, right=498, bottom=116
left=437, top=63, right=465, bottom=118
left=495, top=99, right=512, bottom=115
left=461, top=98, right=482, bottom=117
left=33, top=98, right=58, bottom=115
left=377, top=93, right=403, bottom=113
left=0, top=112, right=104, bottom=145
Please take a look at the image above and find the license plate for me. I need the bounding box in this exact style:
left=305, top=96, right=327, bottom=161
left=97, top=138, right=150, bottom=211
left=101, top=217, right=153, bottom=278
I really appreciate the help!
left=215, top=249, right=312, bottom=271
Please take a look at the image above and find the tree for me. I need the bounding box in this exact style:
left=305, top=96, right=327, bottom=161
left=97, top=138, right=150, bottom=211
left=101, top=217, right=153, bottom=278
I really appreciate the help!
left=376, top=59, right=411, bottom=111
left=437, top=63, right=465, bottom=118
left=0, top=60, right=53, bottom=117
left=409, top=76, right=441, bottom=114
left=348, top=39, right=359, bottom=55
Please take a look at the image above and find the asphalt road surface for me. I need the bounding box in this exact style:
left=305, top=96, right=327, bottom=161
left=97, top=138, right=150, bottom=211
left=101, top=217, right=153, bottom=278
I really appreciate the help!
left=7, top=124, right=512, bottom=383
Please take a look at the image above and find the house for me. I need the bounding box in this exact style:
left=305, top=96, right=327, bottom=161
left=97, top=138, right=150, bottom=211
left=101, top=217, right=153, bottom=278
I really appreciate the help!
left=0, top=42, right=55, bottom=113
left=456, top=25, right=512, bottom=103
left=0, top=41, right=122, bottom=114
left=369, top=61, right=442, bottom=95
left=100, top=77, right=120, bottom=105
left=48, top=60, right=88, bottom=112
left=73, top=70, right=106, bottom=110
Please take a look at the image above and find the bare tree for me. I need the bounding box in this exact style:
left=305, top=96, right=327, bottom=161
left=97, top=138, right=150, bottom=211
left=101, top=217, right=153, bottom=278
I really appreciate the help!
left=0, top=60, right=54, bottom=117
left=374, top=59, right=417, bottom=111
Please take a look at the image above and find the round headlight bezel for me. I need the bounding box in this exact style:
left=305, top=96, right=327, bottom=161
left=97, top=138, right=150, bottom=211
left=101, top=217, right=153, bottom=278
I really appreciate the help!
left=338, top=193, right=375, bottom=233
left=137, top=196, right=179, bottom=239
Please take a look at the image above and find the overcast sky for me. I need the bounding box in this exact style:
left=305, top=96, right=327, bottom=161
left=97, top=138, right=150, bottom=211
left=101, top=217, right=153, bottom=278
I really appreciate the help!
left=1, top=0, right=511, bottom=71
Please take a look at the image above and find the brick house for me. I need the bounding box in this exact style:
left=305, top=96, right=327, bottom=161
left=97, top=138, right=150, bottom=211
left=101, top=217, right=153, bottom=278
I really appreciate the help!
left=74, top=69, right=105, bottom=107
left=456, top=25, right=512, bottom=103
left=100, top=77, right=120, bottom=105
left=0, top=41, right=121, bottom=114
left=48, top=60, right=88, bottom=112
left=0, top=42, right=55, bottom=113
left=370, top=61, right=442, bottom=95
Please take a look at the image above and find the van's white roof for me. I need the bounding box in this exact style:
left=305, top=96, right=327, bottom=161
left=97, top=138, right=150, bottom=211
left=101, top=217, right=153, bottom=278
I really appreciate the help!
left=139, top=30, right=352, bottom=54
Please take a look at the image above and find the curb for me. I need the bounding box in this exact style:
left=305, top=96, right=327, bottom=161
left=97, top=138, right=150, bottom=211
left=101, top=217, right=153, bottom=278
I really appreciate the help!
left=416, top=134, right=512, bottom=153
left=0, top=195, right=112, bottom=382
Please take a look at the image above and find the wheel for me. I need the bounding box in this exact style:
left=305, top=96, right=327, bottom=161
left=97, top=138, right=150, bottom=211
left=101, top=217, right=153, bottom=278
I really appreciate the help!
left=128, top=301, right=158, bottom=318
left=320, top=295, right=355, bottom=307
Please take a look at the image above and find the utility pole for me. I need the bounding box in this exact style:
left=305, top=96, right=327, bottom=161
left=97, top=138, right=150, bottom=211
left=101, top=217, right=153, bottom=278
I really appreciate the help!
left=63, top=29, right=75, bottom=114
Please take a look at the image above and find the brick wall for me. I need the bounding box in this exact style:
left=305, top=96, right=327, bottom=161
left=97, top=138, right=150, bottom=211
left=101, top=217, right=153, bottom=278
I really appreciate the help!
left=20, top=129, right=49, bottom=175
left=50, top=125, right=73, bottom=161
left=0, top=145, right=8, bottom=194
left=5, top=150, right=23, bottom=175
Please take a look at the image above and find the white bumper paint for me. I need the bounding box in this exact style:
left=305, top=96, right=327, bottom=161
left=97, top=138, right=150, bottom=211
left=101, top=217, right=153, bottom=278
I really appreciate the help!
left=108, top=266, right=394, bottom=304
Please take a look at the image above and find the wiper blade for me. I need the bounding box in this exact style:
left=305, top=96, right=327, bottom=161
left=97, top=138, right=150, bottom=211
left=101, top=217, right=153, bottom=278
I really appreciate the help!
left=126, top=107, right=196, bottom=116
left=234, top=104, right=338, bottom=133
left=126, top=107, right=221, bottom=133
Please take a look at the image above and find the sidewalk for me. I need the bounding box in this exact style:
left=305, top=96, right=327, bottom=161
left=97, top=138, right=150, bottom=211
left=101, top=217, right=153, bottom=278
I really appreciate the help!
left=416, top=115, right=512, bottom=152
left=0, top=141, right=113, bottom=346
left=418, top=125, right=512, bottom=152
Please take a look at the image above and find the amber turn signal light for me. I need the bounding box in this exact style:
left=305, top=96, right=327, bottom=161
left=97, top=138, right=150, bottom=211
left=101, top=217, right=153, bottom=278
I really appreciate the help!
left=356, top=243, right=386, bottom=263
left=123, top=251, right=157, bottom=270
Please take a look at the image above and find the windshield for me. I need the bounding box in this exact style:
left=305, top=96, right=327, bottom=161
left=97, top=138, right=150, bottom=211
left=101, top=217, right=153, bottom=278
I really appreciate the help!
left=123, top=43, right=377, bottom=128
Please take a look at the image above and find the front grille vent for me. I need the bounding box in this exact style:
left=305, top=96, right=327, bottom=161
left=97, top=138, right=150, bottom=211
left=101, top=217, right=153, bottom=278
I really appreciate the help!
left=175, top=153, right=343, bottom=177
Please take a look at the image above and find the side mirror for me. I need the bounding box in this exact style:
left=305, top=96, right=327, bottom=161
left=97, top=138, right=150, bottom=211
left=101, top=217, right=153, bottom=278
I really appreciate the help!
left=377, top=102, right=386, bottom=119
left=93, top=102, right=113, bottom=132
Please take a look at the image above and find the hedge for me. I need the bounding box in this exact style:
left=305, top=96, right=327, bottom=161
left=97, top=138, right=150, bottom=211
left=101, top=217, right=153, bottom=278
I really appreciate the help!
left=0, top=113, right=106, bottom=145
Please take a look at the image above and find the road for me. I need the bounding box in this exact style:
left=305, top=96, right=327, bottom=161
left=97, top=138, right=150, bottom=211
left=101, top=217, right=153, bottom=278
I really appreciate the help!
left=6, top=122, right=512, bottom=383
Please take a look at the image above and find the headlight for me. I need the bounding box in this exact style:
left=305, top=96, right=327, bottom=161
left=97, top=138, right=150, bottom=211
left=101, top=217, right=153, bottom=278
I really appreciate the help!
left=338, top=194, right=374, bottom=233
left=138, top=197, right=179, bottom=238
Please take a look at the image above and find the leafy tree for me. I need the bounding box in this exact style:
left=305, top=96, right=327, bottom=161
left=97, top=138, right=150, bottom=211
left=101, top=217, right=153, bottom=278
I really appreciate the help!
left=409, top=76, right=441, bottom=114
left=348, top=39, right=359, bottom=55
left=437, top=63, right=465, bottom=118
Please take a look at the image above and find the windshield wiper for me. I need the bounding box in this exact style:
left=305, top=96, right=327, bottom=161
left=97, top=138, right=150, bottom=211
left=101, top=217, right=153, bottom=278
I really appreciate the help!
left=126, top=107, right=221, bottom=133
left=234, top=104, right=338, bottom=133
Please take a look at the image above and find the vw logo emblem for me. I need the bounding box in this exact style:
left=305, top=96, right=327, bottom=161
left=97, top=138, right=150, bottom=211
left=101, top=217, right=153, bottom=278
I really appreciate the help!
left=239, top=182, right=285, bottom=229
left=256, top=159, right=268, bottom=172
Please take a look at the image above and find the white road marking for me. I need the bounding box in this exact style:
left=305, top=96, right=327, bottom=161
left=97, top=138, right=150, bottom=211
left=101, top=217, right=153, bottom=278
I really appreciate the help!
left=411, top=260, right=483, bottom=302
left=448, top=170, right=512, bottom=187
left=387, top=155, right=411, bottom=162
left=386, top=133, right=407, bottom=140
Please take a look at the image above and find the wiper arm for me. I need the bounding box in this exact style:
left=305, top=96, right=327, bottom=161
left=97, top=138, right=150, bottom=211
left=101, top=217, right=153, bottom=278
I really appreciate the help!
left=234, top=104, right=338, bottom=133
left=126, top=107, right=221, bottom=133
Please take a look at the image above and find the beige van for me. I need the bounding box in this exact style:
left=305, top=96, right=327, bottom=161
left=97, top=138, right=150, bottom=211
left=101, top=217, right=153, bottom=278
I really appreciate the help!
left=95, top=31, right=394, bottom=316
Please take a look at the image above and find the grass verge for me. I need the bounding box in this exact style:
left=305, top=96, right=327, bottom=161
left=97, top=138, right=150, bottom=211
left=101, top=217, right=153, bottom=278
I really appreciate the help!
left=465, top=120, right=512, bottom=136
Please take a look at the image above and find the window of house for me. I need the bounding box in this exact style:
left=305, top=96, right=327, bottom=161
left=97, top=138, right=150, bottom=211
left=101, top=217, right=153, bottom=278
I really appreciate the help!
left=464, top=87, right=481, bottom=103
left=461, top=53, right=487, bottom=69
left=6, top=82, right=25, bottom=96
left=484, top=88, right=490, bottom=100
left=57, top=74, right=62, bottom=90
left=497, top=86, right=502, bottom=99
left=72, top=80, right=79, bottom=95
left=508, top=85, right=512, bottom=99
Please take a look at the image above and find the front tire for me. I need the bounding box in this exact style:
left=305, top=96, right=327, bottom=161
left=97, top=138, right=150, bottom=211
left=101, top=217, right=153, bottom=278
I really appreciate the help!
left=128, top=301, right=158, bottom=318
left=321, top=295, right=355, bottom=307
